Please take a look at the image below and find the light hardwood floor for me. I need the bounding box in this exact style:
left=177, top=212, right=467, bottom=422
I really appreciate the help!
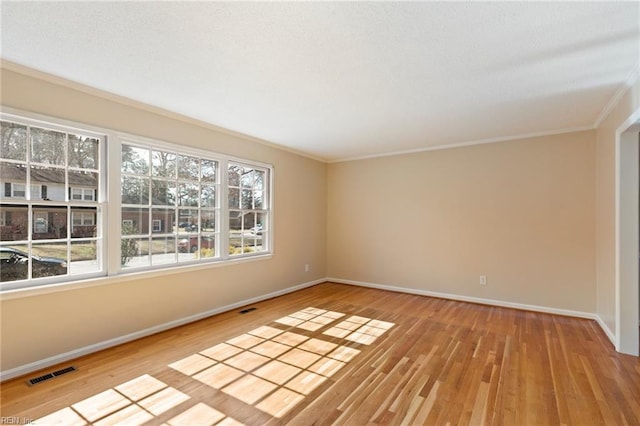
left=1, top=282, right=639, bottom=425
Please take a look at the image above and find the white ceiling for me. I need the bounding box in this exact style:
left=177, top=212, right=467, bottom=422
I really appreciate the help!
left=1, top=2, right=638, bottom=162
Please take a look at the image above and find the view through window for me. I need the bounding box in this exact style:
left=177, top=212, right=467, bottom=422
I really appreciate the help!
left=0, top=119, right=102, bottom=285
left=0, top=113, right=272, bottom=290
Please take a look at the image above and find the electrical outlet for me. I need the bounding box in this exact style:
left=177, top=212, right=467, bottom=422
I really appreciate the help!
left=305, top=264, right=310, bottom=272
left=479, top=275, right=487, bottom=285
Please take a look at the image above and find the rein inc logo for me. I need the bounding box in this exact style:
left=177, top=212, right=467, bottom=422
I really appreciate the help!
left=0, top=418, right=34, bottom=425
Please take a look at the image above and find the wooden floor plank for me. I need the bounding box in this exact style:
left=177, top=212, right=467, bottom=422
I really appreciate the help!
left=1, top=282, right=639, bottom=425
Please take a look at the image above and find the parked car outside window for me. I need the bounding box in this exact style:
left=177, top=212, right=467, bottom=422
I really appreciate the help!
left=0, top=247, right=67, bottom=281
left=177, top=236, right=214, bottom=253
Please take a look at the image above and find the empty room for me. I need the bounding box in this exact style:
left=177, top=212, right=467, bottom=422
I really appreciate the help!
left=1, top=2, right=639, bottom=425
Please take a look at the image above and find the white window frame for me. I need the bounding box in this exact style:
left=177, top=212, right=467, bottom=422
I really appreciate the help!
left=1, top=110, right=106, bottom=291
left=0, top=108, right=273, bottom=293
left=117, top=137, right=272, bottom=272
left=152, top=219, right=162, bottom=233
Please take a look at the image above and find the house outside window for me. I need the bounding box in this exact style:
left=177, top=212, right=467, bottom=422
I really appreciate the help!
left=1, top=111, right=272, bottom=290
left=0, top=118, right=103, bottom=287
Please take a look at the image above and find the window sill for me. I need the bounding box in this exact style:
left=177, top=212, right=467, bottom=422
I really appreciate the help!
left=0, top=253, right=273, bottom=301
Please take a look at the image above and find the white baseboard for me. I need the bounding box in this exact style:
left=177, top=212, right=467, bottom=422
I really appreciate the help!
left=2, top=277, right=620, bottom=381
left=0, top=278, right=324, bottom=382
left=595, top=315, right=616, bottom=347
left=328, top=277, right=598, bottom=320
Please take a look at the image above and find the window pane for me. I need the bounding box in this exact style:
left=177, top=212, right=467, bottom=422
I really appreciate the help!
left=178, top=182, right=198, bottom=207
left=0, top=162, right=26, bottom=200
left=30, top=166, right=65, bottom=201
left=121, top=237, right=148, bottom=268
left=151, top=208, right=175, bottom=233
left=201, top=185, right=216, bottom=208
left=228, top=188, right=239, bottom=209
left=243, top=237, right=259, bottom=253
left=1, top=122, right=27, bottom=161
left=121, top=207, right=146, bottom=235
left=151, top=179, right=176, bottom=206
left=201, top=160, right=216, bottom=182
left=0, top=244, right=29, bottom=281
left=199, top=235, right=215, bottom=258
left=255, top=212, right=268, bottom=232
left=70, top=240, right=99, bottom=275
left=254, top=170, right=265, bottom=190
left=31, top=242, right=68, bottom=279
left=68, top=135, right=99, bottom=169
left=241, top=189, right=252, bottom=209
left=228, top=165, right=241, bottom=186
left=69, top=171, right=98, bottom=201
left=254, top=190, right=264, bottom=209
left=200, top=210, right=215, bottom=232
left=229, top=211, right=242, bottom=255
left=152, top=151, right=176, bottom=178
left=178, top=155, right=199, bottom=180
left=178, top=208, right=198, bottom=232
left=121, top=145, right=149, bottom=174
left=242, top=212, right=257, bottom=232
left=177, top=234, right=195, bottom=254
left=122, top=176, right=149, bottom=205
left=0, top=205, right=28, bottom=241
left=151, top=236, right=176, bottom=265
left=71, top=208, right=96, bottom=239
left=241, top=167, right=255, bottom=188
left=31, top=127, right=66, bottom=165
left=229, top=211, right=242, bottom=231
left=32, top=207, right=67, bottom=240
left=177, top=235, right=216, bottom=259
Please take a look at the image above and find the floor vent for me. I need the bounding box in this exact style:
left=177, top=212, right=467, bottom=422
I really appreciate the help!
left=27, top=366, right=77, bottom=386
left=239, top=307, right=257, bottom=314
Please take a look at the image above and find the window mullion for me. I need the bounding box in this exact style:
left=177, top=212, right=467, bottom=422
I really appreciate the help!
left=106, top=134, right=122, bottom=275
left=220, top=159, right=229, bottom=260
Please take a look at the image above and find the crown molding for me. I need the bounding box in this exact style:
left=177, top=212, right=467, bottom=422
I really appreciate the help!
left=0, top=59, right=327, bottom=164
left=594, top=63, right=640, bottom=129
left=329, top=125, right=595, bottom=164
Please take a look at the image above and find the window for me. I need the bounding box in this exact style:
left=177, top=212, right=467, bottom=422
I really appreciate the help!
left=228, top=162, right=269, bottom=256
left=33, top=212, right=48, bottom=233
left=72, top=211, right=95, bottom=226
left=0, top=118, right=103, bottom=287
left=120, top=143, right=220, bottom=268
left=1, top=111, right=272, bottom=290
left=3, top=183, right=43, bottom=199
left=71, top=187, right=95, bottom=201
left=12, top=183, right=25, bottom=197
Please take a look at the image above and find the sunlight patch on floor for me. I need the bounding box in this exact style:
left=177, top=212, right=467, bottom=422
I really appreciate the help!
left=169, top=307, right=394, bottom=419
left=34, top=307, right=395, bottom=424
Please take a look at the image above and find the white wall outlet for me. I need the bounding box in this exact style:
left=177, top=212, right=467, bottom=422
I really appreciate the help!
left=479, top=275, right=487, bottom=285
left=305, top=264, right=310, bottom=272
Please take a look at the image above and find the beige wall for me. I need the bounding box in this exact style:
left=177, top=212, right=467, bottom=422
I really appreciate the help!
left=2, top=61, right=634, bottom=374
left=595, top=79, right=640, bottom=336
left=0, top=67, right=327, bottom=373
left=328, top=131, right=597, bottom=313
